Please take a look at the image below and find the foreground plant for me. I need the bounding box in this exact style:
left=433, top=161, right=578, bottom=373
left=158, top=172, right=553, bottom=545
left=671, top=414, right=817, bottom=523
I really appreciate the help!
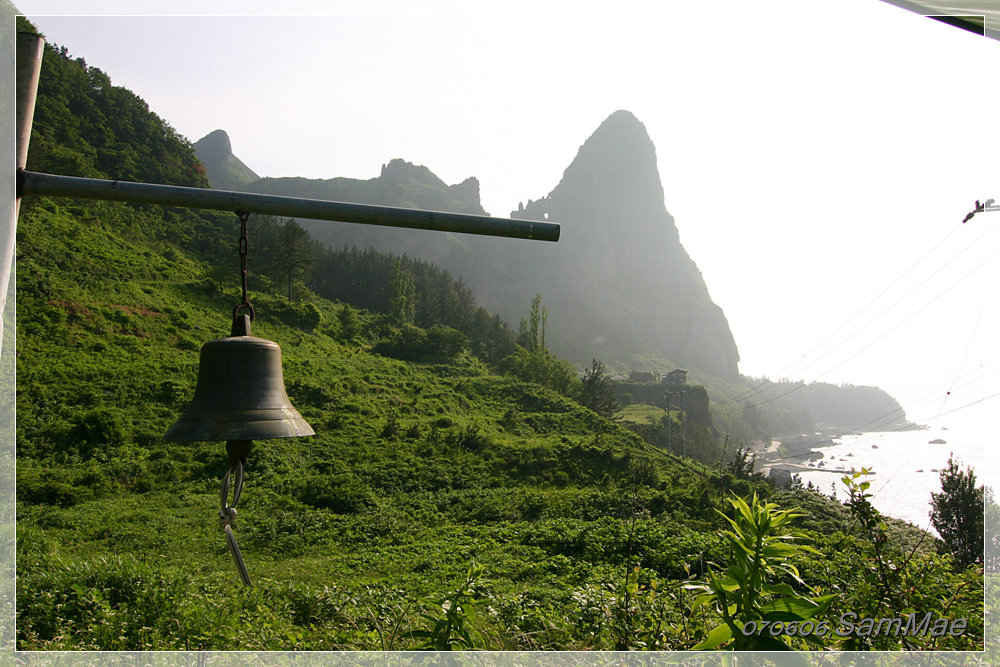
left=685, top=492, right=837, bottom=650
left=408, top=560, right=486, bottom=650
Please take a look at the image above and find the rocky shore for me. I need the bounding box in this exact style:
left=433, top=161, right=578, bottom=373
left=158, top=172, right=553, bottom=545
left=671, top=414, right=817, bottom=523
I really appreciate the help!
left=754, top=428, right=871, bottom=485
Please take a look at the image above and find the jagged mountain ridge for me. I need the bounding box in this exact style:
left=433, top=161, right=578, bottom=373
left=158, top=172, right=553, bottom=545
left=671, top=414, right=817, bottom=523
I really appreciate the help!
left=194, top=112, right=740, bottom=381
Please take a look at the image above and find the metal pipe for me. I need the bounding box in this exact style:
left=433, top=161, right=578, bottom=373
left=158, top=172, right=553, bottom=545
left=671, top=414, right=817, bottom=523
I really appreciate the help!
left=15, top=34, right=45, bottom=171
left=3, top=33, right=46, bottom=355
left=18, top=170, right=561, bottom=242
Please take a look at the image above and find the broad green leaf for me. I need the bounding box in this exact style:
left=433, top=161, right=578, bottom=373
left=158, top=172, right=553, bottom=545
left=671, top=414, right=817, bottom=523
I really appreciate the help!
left=760, top=594, right=838, bottom=621
left=761, top=582, right=797, bottom=597
left=761, top=543, right=801, bottom=558
left=746, top=633, right=794, bottom=651
left=691, top=622, right=734, bottom=650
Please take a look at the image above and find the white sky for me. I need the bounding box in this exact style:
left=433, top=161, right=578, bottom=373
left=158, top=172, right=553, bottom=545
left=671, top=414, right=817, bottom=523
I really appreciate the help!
left=13, top=1, right=1000, bottom=435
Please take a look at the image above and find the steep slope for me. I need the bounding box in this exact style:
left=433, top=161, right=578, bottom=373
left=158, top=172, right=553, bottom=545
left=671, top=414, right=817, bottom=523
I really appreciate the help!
left=192, top=129, right=259, bottom=190
left=199, top=112, right=741, bottom=382
left=15, top=28, right=726, bottom=649
left=503, top=110, right=740, bottom=380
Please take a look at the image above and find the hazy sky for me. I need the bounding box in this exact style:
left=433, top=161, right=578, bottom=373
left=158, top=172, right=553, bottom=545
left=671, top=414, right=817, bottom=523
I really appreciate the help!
left=13, top=1, right=1000, bottom=435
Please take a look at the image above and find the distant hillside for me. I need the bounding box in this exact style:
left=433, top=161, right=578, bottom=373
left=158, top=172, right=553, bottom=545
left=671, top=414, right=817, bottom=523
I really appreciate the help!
left=741, top=379, right=910, bottom=433
left=197, top=111, right=741, bottom=383
left=192, top=129, right=259, bottom=190
left=237, top=158, right=487, bottom=267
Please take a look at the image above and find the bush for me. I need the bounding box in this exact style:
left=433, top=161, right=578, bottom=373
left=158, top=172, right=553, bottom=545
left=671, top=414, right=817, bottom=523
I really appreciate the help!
left=298, top=473, right=375, bottom=514
left=67, top=407, right=131, bottom=460
left=373, top=324, right=469, bottom=362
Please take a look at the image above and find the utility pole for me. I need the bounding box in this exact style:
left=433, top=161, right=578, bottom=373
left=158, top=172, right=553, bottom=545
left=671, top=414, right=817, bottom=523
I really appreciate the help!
left=665, top=388, right=685, bottom=458
left=664, top=390, right=672, bottom=454
left=680, top=390, right=686, bottom=458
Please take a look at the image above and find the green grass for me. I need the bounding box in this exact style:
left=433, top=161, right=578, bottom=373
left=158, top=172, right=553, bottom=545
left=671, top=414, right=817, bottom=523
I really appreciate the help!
left=617, top=402, right=670, bottom=424
left=14, top=197, right=984, bottom=651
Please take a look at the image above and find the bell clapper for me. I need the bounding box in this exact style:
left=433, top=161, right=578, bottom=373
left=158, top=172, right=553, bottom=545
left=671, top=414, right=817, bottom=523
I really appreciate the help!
left=220, top=443, right=253, bottom=587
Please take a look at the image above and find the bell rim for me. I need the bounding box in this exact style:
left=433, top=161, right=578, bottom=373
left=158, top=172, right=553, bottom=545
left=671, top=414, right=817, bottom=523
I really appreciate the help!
left=163, top=412, right=315, bottom=442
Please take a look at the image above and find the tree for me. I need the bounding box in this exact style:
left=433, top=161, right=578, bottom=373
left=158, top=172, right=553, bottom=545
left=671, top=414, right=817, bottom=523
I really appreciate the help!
left=518, top=294, right=547, bottom=352
left=389, top=260, right=417, bottom=325
left=985, top=487, right=1000, bottom=573
left=579, top=359, right=618, bottom=419
left=337, top=304, right=362, bottom=340
left=930, top=455, right=984, bottom=570
left=272, top=218, right=318, bottom=301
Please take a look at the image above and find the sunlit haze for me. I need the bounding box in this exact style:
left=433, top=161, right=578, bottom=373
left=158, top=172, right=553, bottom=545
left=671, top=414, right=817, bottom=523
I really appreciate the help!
left=14, top=1, right=1000, bottom=448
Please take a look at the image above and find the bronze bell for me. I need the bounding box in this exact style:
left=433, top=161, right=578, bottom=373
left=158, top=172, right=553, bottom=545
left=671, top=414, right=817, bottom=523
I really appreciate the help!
left=164, top=314, right=314, bottom=442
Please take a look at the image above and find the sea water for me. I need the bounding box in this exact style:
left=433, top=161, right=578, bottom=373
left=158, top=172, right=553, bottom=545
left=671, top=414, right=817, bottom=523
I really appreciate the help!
left=791, top=422, right=995, bottom=534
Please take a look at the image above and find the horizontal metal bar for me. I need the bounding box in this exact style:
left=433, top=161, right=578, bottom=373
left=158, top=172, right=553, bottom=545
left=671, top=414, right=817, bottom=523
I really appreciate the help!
left=18, top=170, right=560, bottom=242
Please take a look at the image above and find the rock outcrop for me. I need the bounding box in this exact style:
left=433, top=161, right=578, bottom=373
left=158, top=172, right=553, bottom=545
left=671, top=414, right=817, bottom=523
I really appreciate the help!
left=197, top=111, right=741, bottom=381
left=192, top=129, right=260, bottom=190
left=500, top=110, right=740, bottom=380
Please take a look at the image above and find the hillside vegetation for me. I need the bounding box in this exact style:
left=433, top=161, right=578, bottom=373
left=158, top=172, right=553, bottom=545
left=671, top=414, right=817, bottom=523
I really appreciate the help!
left=13, top=20, right=983, bottom=652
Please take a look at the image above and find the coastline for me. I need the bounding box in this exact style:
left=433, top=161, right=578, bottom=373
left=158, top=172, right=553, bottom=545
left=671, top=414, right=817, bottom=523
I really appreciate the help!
left=754, top=423, right=923, bottom=485
left=755, top=424, right=989, bottom=531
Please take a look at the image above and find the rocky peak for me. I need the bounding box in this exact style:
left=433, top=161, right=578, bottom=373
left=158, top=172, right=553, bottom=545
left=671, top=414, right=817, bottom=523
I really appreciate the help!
left=192, top=130, right=260, bottom=190
left=193, top=129, right=233, bottom=158
left=505, top=110, right=740, bottom=380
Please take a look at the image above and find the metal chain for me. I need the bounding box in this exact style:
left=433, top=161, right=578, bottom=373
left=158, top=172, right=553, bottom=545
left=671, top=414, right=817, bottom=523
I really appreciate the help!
left=219, top=458, right=252, bottom=586
left=234, top=211, right=254, bottom=322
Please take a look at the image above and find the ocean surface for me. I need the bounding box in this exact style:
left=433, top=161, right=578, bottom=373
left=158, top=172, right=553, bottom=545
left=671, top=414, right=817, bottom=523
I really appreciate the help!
left=788, top=422, right=995, bottom=534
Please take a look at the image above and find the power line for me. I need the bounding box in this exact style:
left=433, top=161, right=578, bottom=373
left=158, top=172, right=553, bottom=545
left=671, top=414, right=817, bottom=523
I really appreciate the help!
left=938, top=259, right=999, bottom=416
left=728, top=239, right=1000, bottom=414
left=719, top=219, right=997, bottom=409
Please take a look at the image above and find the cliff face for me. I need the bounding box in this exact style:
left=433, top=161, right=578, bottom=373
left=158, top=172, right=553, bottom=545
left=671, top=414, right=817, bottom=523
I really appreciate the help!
left=499, top=110, right=740, bottom=380
left=194, top=112, right=740, bottom=381
left=192, top=129, right=260, bottom=190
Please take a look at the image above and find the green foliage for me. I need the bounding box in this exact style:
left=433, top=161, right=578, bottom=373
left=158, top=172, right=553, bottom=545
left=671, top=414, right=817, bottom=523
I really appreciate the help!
left=497, top=297, right=578, bottom=396
left=685, top=493, right=835, bottom=650
left=839, top=468, right=902, bottom=619
left=498, top=344, right=579, bottom=397
left=518, top=293, right=547, bottom=353
left=822, top=468, right=985, bottom=650
left=13, top=24, right=983, bottom=650
left=310, top=246, right=515, bottom=365
left=409, top=560, right=487, bottom=650
left=930, top=456, right=985, bottom=570
left=389, top=260, right=417, bottom=325
left=372, top=323, right=469, bottom=363
left=23, top=24, right=209, bottom=189
left=336, top=304, right=362, bottom=340
left=579, top=359, right=619, bottom=419
left=986, top=487, right=1000, bottom=573
left=253, top=217, right=320, bottom=302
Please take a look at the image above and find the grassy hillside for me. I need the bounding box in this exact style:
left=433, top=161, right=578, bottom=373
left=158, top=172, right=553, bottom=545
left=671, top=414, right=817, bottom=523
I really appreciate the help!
left=13, top=20, right=984, bottom=652
left=14, top=195, right=731, bottom=650
left=18, top=195, right=981, bottom=652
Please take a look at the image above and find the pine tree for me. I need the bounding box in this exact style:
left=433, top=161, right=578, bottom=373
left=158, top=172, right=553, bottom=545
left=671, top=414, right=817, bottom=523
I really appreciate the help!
left=389, top=260, right=416, bottom=325
left=930, top=455, right=984, bottom=570
left=580, top=359, right=618, bottom=419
